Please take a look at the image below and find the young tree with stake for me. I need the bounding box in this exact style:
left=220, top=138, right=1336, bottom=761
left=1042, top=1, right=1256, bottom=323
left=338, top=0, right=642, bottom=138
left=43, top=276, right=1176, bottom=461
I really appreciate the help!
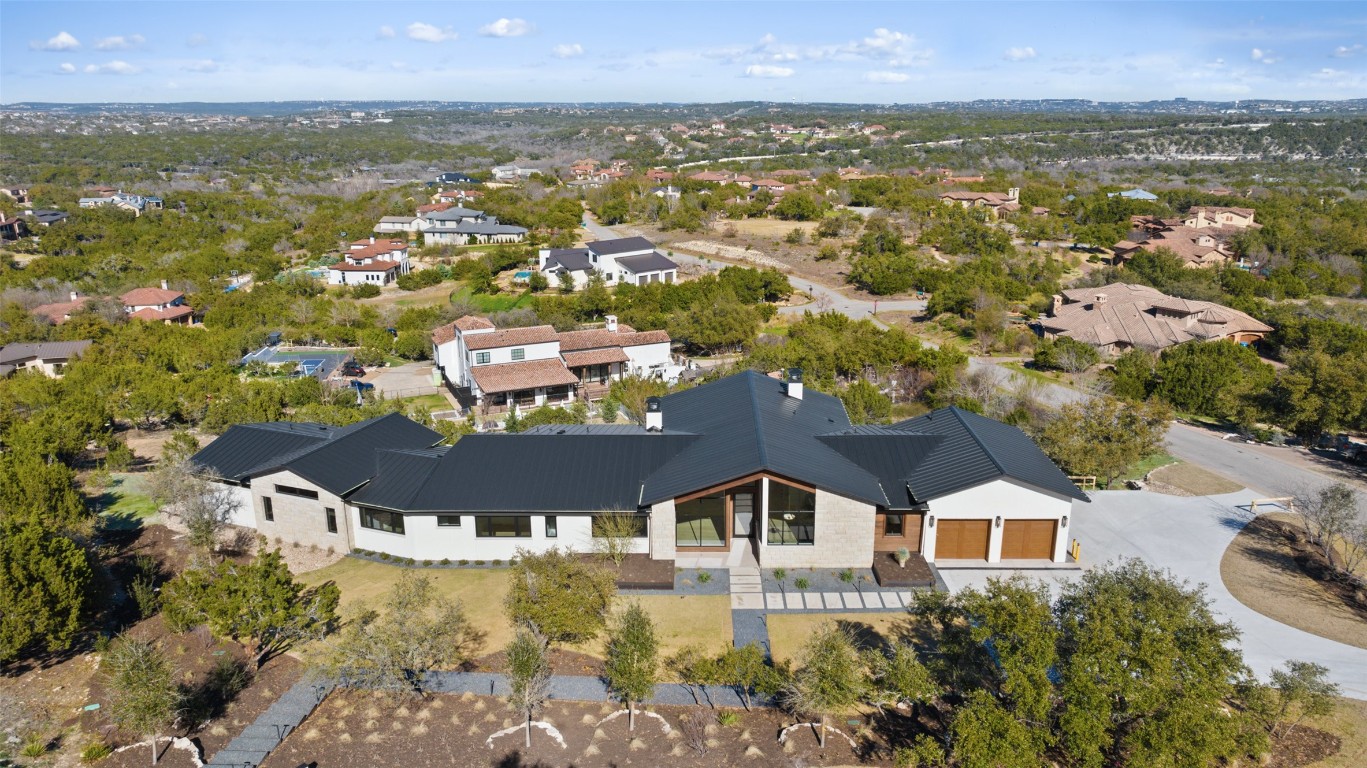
left=604, top=602, right=658, bottom=732
left=506, top=627, right=552, bottom=748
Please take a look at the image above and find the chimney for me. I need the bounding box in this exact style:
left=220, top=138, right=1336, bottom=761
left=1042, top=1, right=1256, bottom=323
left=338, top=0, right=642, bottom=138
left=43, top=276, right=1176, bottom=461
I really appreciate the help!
left=69, top=291, right=79, bottom=302
left=369, top=235, right=376, bottom=245
left=1050, top=294, right=1063, bottom=316
left=1095, top=293, right=1108, bottom=306
left=605, top=314, right=618, bottom=333
left=161, top=279, right=169, bottom=290
left=1008, top=187, right=1020, bottom=202
left=786, top=368, right=804, bottom=400
left=1195, top=209, right=1207, bottom=228
left=644, top=396, right=663, bottom=432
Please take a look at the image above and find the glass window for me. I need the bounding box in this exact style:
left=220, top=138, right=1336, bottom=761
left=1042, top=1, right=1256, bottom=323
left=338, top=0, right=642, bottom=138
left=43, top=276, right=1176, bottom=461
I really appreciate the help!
left=675, top=493, right=725, bottom=547
left=511, top=348, right=525, bottom=361
left=275, top=484, right=319, bottom=500
left=545, top=516, right=558, bottom=538
left=884, top=513, right=904, bottom=537
left=325, top=507, right=337, bottom=534
left=360, top=508, right=405, bottom=535
left=437, top=515, right=461, bottom=527
left=262, top=496, right=273, bottom=522
left=475, top=516, right=531, bottom=538
left=767, top=481, right=815, bottom=546
left=475, top=351, right=490, bottom=364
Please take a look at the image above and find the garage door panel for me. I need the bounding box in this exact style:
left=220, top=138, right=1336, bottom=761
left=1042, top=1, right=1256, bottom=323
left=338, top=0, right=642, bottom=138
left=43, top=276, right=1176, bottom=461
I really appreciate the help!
left=1002, top=519, right=1056, bottom=560
left=935, top=519, right=990, bottom=560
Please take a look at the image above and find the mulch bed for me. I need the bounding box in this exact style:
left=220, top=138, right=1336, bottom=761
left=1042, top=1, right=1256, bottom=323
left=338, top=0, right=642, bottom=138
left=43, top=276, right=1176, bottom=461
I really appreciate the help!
left=608, top=553, right=676, bottom=590
left=871, top=551, right=934, bottom=588
left=1266, top=724, right=1343, bottom=768
left=1259, top=517, right=1367, bottom=616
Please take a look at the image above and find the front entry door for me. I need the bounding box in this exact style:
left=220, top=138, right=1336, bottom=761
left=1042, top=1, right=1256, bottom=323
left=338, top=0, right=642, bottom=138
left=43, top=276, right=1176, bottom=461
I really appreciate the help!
left=731, top=491, right=754, bottom=538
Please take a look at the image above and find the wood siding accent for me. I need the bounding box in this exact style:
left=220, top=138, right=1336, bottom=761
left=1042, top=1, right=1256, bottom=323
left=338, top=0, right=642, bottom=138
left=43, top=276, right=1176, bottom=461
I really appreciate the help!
left=1001, top=519, right=1056, bottom=560
left=935, top=519, right=991, bottom=560
left=874, top=511, right=923, bottom=553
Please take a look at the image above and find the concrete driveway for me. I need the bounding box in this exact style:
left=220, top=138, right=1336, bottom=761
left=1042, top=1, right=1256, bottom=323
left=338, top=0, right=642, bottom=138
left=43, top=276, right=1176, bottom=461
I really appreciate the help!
left=939, top=489, right=1367, bottom=699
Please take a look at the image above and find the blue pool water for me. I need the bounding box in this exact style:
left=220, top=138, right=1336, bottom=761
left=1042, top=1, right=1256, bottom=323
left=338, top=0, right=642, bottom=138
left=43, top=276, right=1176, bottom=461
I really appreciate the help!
left=514, top=270, right=532, bottom=279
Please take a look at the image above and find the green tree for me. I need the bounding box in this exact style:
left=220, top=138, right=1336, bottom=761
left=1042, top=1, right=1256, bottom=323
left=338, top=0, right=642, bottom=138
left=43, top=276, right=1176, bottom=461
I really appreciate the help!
left=1247, top=660, right=1339, bottom=739
left=320, top=571, right=482, bottom=696
left=504, top=547, right=617, bottom=645
left=1039, top=396, right=1172, bottom=487
left=1108, top=348, right=1157, bottom=401
left=715, top=642, right=782, bottom=711
left=864, top=642, right=938, bottom=721
left=103, top=637, right=180, bottom=766
left=783, top=621, right=867, bottom=748
left=1033, top=337, right=1100, bottom=373
left=838, top=379, right=892, bottom=425
left=668, top=289, right=762, bottom=353
left=604, top=602, right=660, bottom=732
left=949, top=689, right=1040, bottom=768
left=161, top=549, right=339, bottom=667
left=1153, top=340, right=1274, bottom=420
left=774, top=191, right=825, bottom=221
left=558, top=270, right=576, bottom=295
left=0, top=522, right=92, bottom=663
left=505, top=627, right=553, bottom=747
left=527, top=270, right=549, bottom=293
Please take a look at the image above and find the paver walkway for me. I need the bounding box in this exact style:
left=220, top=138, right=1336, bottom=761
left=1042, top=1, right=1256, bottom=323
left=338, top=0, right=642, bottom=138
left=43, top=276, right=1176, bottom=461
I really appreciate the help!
left=205, top=678, right=333, bottom=768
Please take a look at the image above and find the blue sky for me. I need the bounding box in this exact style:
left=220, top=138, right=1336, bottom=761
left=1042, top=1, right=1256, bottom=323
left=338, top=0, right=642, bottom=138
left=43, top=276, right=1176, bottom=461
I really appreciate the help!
left=2, top=1, right=1364, bottom=103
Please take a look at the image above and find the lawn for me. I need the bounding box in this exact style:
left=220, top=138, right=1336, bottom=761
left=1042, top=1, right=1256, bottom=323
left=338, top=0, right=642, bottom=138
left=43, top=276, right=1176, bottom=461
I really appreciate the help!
left=450, top=285, right=535, bottom=312
left=1000, top=360, right=1070, bottom=386
left=95, top=472, right=161, bottom=530
left=297, top=558, right=732, bottom=661
left=767, top=612, right=914, bottom=665
left=1306, top=697, right=1367, bottom=768
left=1149, top=462, right=1243, bottom=495
left=402, top=393, right=451, bottom=411
left=1117, top=451, right=1179, bottom=484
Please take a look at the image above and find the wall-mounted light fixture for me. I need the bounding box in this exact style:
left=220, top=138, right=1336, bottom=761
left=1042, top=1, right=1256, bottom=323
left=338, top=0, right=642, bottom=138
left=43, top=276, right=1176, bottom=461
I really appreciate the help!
left=994, top=516, right=1002, bottom=528
left=1061, top=515, right=1069, bottom=529
left=928, top=515, right=935, bottom=528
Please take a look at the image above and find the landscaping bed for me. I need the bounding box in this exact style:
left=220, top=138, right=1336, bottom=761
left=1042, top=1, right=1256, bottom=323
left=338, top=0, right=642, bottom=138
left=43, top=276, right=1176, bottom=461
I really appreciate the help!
left=762, top=567, right=880, bottom=593
left=609, top=553, right=676, bottom=590
left=870, top=551, right=935, bottom=588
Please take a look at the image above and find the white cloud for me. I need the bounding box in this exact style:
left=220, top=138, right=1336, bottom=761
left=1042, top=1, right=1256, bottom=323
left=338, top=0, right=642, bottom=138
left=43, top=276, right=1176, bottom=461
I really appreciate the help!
left=552, top=43, right=584, bottom=59
left=480, top=18, right=533, bottom=37
left=1003, top=46, right=1037, bottom=61
left=744, top=64, right=794, bottom=78
left=183, top=59, right=220, bottom=73
left=864, top=70, right=910, bottom=84
left=1250, top=48, right=1280, bottom=64
left=378, top=25, right=396, bottom=39
left=58, top=62, right=76, bottom=74
left=32, top=31, right=81, bottom=51
left=406, top=22, right=458, bottom=43
left=96, top=34, right=145, bottom=51
left=1332, top=44, right=1363, bottom=58
left=84, top=60, right=141, bottom=75
left=847, top=27, right=932, bottom=66
left=186, top=33, right=209, bottom=48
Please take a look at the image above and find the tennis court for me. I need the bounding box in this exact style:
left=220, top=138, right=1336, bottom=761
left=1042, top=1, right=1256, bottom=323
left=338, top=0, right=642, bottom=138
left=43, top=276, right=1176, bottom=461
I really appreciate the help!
left=297, top=358, right=326, bottom=376
left=240, top=346, right=353, bottom=380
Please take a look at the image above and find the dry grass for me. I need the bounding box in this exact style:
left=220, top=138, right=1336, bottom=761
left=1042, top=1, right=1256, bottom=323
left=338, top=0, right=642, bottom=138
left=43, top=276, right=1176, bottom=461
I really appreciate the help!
left=628, top=595, right=733, bottom=663
left=1220, top=513, right=1367, bottom=649
left=726, top=219, right=820, bottom=238
left=297, top=558, right=515, bottom=654
left=766, top=612, right=913, bottom=664
left=1305, top=697, right=1367, bottom=767
left=1149, top=462, right=1244, bottom=496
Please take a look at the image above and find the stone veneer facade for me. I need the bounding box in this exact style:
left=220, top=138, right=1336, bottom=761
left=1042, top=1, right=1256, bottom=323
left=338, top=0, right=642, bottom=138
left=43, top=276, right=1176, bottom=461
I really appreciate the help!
left=757, top=487, right=876, bottom=569
left=250, top=470, right=349, bottom=552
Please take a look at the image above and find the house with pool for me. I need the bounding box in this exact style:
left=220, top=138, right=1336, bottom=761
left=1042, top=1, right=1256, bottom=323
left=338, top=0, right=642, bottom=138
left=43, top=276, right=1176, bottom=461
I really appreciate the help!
left=190, top=370, right=1087, bottom=569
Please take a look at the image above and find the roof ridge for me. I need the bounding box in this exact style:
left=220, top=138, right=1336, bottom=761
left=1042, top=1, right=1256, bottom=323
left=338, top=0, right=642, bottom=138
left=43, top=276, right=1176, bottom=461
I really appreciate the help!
left=747, top=372, right=769, bottom=468
left=946, top=407, right=1008, bottom=479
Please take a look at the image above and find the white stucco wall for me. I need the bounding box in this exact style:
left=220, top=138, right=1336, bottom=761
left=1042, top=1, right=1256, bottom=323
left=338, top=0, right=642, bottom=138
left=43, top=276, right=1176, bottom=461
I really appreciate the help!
left=622, top=341, right=672, bottom=377
left=349, top=511, right=648, bottom=561
left=919, top=479, right=1075, bottom=563
left=471, top=340, right=560, bottom=366
left=225, top=484, right=256, bottom=528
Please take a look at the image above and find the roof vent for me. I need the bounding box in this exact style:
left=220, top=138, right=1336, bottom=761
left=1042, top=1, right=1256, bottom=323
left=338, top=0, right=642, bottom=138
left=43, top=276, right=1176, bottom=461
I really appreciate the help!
left=1094, top=292, right=1108, bottom=305
left=786, top=368, right=804, bottom=400
left=605, top=314, right=618, bottom=332
left=645, top=396, right=663, bottom=432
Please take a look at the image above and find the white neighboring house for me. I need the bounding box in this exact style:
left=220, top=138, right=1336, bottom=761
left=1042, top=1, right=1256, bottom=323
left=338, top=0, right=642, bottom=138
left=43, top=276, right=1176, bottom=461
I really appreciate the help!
left=418, top=206, right=528, bottom=245
left=490, top=164, right=539, bottom=182
left=375, top=216, right=423, bottom=234
left=78, top=191, right=164, bottom=217
left=191, top=372, right=1087, bottom=569
left=327, top=238, right=411, bottom=286
left=431, top=314, right=675, bottom=420
left=537, top=236, right=679, bottom=291
left=0, top=340, right=92, bottom=378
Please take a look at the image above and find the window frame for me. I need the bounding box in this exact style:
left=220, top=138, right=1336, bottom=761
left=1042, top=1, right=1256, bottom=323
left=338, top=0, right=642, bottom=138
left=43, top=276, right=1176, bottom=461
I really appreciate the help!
left=545, top=515, right=558, bottom=538
left=325, top=507, right=338, bottom=534
left=766, top=481, right=816, bottom=546
left=437, top=515, right=462, bottom=527
left=511, top=348, right=525, bottom=361
left=475, top=351, right=491, bottom=365
left=475, top=515, right=532, bottom=538
left=359, top=507, right=406, bottom=535
left=262, top=496, right=274, bottom=522
left=884, top=513, right=905, bottom=537
left=275, top=484, right=319, bottom=500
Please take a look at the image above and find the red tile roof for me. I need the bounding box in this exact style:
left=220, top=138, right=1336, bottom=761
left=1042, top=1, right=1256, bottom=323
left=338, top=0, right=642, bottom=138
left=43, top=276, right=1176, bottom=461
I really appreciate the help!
left=463, top=325, right=560, bottom=351
left=471, top=358, right=579, bottom=394
left=130, top=305, right=194, bottom=322
left=562, top=348, right=630, bottom=367
left=455, top=315, right=496, bottom=331
left=31, top=297, right=93, bottom=324
left=121, top=287, right=184, bottom=307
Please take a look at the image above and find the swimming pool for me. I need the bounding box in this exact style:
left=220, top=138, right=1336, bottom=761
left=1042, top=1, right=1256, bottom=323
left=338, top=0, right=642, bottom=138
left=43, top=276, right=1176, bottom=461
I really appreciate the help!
left=513, top=270, right=532, bottom=281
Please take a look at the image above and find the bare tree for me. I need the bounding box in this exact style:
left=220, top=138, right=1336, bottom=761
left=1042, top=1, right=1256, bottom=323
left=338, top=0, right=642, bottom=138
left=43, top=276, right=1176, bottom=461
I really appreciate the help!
left=146, top=461, right=240, bottom=556
left=1294, top=483, right=1362, bottom=571
left=592, top=509, right=644, bottom=567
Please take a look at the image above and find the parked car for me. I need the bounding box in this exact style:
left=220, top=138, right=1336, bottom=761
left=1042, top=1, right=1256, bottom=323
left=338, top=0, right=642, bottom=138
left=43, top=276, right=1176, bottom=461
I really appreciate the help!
left=340, top=362, right=366, bottom=377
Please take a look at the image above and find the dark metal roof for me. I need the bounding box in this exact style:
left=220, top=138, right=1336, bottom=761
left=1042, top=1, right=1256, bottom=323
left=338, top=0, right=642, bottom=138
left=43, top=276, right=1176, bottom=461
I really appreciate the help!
left=817, top=428, right=945, bottom=509
left=587, top=236, right=655, bottom=256
left=352, top=433, right=698, bottom=513
left=640, top=371, right=886, bottom=506
left=544, top=249, right=594, bottom=272
left=192, top=413, right=443, bottom=496
left=0, top=340, right=92, bottom=364
left=890, top=407, right=1090, bottom=502
left=615, top=251, right=679, bottom=273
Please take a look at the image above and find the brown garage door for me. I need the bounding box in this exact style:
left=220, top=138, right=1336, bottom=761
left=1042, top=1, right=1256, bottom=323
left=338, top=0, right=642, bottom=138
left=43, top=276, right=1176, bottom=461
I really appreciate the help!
left=1001, top=519, right=1056, bottom=560
left=935, top=519, right=990, bottom=560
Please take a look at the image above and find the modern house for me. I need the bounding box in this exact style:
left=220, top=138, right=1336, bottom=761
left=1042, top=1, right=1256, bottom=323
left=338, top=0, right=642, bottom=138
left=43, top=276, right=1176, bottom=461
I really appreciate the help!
left=122, top=281, right=194, bottom=324
left=28, top=209, right=69, bottom=227
left=490, top=165, right=539, bottom=182
left=327, top=238, right=411, bottom=286
left=1107, top=188, right=1159, bottom=201
left=431, top=314, right=674, bottom=420
left=78, top=190, right=164, bottom=216
left=536, top=237, right=679, bottom=291
left=435, top=172, right=480, bottom=185
left=418, top=207, right=528, bottom=245
left=191, top=371, right=1087, bottom=566
left=1038, top=282, right=1273, bottom=356
left=0, top=340, right=91, bottom=378
left=0, top=217, right=25, bottom=241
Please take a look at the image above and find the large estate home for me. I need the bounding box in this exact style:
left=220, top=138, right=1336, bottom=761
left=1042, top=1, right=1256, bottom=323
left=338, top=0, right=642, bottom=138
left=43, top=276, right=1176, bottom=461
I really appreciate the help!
left=431, top=314, right=675, bottom=420
left=1038, top=282, right=1272, bottom=356
left=122, top=281, right=194, bottom=324
left=372, top=204, right=528, bottom=245
left=1112, top=205, right=1260, bottom=269
left=191, top=370, right=1088, bottom=567
left=327, top=237, right=411, bottom=286
left=938, top=188, right=1021, bottom=218
left=77, top=189, right=164, bottom=217
left=537, top=236, right=679, bottom=291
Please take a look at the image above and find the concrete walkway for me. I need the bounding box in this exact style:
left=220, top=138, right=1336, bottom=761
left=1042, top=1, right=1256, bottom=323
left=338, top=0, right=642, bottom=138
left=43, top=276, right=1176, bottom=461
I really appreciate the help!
left=940, top=489, right=1367, bottom=700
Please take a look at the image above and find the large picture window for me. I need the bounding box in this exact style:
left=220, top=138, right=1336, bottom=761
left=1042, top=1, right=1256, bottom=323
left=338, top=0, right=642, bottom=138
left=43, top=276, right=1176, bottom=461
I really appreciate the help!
left=767, top=481, right=815, bottom=546
left=360, top=507, right=405, bottom=535
left=675, top=492, right=725, bottom=548
left=475, top=515, right=532, bottom=538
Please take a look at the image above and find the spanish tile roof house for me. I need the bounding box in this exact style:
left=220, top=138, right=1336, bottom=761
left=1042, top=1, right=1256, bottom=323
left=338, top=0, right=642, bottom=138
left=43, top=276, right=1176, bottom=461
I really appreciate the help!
left=122, top=281, right=194, bottom=324
left=327, top=238, right=410, bottom=286
left=193, top=371, right=1087, bottom=568
left=31, top=292, right=94, bottom=324
left=938, top=188, right=1021, bottom=217
left=1038, top=282, right=1272, bottom=356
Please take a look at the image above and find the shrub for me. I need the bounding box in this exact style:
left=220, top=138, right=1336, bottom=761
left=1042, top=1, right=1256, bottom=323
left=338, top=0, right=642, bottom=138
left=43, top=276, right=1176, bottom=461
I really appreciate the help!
left=396, top=269, right=443, bottom=291
left=350, top=283, right=381, bottom=299
left=794, top=577, right=810, bottom=590
left=440, top=558, right=451, bottom=566
left=491, top=559, right=503, bottom=566
left=717, top=711, right=741, bottom=727
left=697, top=570, right=712, bottom=584
left=816, top=244, right=842, bottom=261
left=404, top=558, right=416, bottom=567
left=474, top=560, right=485, bottom=566
left=422, top=560, right=432, bottom=567
left=379, top=552, right=391, bottom=561
left=21, top=739, right=48, bottom=758
left=785, top=227, right=806, bottom=245
left=80, top=741, right=114, bottom=763
left=459, top=559, right=470, bottom=566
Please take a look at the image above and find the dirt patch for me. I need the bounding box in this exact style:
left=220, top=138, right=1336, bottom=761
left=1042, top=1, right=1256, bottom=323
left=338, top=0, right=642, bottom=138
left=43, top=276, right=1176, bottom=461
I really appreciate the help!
left=1302, top=697, right=1367, bottom=767
left=1220, top=514, right=1367, bottom=649
left=1265, top=723, right=1342, bottom=768
left=871, top=551, right=934, bottom=588
left=605, top=553, right=675, bottom=590
left=261, top=689, right=884, bottom=768
left=1148, top=462, right=1244, bottom=496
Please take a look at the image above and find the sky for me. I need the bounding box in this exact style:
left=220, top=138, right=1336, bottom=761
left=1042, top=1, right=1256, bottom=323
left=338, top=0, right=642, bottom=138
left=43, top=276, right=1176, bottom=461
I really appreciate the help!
left=1, top=1, right=1364, bottom=104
